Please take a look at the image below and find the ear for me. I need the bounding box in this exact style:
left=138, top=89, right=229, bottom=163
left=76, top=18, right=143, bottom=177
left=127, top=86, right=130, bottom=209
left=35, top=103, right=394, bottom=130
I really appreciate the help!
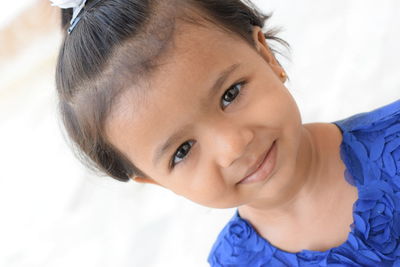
left=251, top=26, right=286, bottom=82
left=131, top=176, right=164, bottom=187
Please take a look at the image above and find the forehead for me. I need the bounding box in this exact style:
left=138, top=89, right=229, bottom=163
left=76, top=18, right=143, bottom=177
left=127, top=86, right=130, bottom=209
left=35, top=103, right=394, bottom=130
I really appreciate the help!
left=105, top=20, right=255, bottom=168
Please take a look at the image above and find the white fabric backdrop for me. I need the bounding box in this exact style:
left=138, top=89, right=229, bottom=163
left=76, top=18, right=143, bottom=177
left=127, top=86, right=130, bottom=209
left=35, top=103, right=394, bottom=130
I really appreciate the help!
left=0, top=1, right=399, bottom=266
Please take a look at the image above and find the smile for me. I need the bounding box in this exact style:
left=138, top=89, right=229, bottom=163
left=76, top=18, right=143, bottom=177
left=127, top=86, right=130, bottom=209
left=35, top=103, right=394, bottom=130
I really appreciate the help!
left=237, top=140, right=278, bottom=184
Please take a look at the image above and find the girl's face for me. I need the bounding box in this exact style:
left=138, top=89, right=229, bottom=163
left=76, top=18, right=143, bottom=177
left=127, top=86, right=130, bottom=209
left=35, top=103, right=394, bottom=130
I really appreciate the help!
left=106, top=20, right=303, bottom=209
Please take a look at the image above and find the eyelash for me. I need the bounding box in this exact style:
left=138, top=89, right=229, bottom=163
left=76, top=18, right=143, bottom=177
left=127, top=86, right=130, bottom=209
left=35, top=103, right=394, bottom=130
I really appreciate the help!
left=169, top=81, right=247, bottom=169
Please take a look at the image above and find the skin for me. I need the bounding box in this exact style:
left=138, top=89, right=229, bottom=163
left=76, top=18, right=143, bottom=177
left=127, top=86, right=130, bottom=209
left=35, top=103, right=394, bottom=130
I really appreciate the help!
left=105, top=19, right=358, bottom=252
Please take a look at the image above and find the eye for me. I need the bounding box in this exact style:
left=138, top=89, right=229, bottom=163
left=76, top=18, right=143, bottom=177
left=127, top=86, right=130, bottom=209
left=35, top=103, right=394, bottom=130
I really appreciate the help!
left=170, top=140, right=195, bottom=168
left=220, top=81, right=246, bottom=109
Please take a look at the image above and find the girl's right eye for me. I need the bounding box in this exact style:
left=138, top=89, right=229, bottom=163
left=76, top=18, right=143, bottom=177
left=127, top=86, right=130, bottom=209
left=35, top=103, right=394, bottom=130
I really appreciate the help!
left=170, top=140, right=195, bottom=168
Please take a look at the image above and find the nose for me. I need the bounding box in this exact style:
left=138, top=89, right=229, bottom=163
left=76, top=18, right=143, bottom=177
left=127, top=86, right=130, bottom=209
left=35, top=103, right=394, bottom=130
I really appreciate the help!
left=207, top=121, right=254, bottom=168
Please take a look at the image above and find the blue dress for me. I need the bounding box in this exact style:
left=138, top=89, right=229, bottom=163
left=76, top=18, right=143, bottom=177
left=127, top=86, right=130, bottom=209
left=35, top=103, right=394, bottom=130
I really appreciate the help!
left=208, top=99, right=400, bottom=267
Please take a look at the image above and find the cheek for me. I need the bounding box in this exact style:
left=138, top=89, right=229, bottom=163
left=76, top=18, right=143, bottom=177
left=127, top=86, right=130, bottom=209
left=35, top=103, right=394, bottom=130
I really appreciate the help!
left=249, top=84, right=298, bottom=127
left=266, top=87, right=302, bottom=156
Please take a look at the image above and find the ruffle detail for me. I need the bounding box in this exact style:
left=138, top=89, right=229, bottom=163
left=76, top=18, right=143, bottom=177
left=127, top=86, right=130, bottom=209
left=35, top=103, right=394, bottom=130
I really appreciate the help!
left=208, top=100, right=400, bottom=267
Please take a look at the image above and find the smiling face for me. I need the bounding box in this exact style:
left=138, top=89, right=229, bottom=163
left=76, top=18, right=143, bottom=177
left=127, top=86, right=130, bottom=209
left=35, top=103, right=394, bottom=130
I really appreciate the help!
left=105, top=20, right=304, bottom=209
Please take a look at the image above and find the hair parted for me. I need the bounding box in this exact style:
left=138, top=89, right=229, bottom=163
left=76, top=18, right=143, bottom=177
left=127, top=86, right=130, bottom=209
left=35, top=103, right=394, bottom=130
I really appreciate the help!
left=55, top=0, right=289, bottom=182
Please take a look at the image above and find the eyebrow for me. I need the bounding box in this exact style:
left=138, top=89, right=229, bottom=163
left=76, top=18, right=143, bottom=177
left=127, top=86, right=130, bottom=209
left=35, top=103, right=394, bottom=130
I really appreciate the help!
left=152, top=63, right=241, bottom=167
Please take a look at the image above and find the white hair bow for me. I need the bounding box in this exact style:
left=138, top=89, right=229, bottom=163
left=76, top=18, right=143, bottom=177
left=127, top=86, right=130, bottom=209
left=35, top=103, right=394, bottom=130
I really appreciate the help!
left=50, top=0, right=87, bottom=30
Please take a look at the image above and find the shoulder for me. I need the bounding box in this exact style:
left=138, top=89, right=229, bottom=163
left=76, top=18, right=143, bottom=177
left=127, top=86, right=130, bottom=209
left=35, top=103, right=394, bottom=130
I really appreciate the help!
left=332, top=99, right=400, bottom=134
left=331, top=100, right=400, bottom=261
left=333, top=99, right=400, bottom=186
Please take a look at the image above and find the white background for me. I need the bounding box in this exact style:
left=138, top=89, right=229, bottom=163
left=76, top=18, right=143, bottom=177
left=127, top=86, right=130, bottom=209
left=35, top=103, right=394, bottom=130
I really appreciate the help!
left=0, top=0, right=399, bottom=266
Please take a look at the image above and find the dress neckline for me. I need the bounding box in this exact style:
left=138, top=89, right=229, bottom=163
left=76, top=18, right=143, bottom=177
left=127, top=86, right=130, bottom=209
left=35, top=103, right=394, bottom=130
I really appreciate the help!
left=234, top=120, right=358, bottom=256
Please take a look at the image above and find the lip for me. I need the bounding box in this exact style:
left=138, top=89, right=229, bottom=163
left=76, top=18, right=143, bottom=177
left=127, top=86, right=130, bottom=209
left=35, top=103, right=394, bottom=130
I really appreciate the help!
left=237, top=140, right=277, bottom=184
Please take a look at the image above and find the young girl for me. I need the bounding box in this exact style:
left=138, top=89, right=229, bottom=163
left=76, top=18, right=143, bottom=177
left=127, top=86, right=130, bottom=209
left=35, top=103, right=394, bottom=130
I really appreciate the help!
left=52, top=0, right=400, bottom=266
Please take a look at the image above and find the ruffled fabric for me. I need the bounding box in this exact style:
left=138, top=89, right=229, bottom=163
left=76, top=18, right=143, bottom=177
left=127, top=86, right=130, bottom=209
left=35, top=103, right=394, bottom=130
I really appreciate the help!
left=208, top=99, right=400, bottom=267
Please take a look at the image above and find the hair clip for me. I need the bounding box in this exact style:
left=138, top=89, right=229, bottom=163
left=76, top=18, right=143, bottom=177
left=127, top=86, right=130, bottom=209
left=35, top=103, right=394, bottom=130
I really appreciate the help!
left=50, top=0, right=87, bottom=34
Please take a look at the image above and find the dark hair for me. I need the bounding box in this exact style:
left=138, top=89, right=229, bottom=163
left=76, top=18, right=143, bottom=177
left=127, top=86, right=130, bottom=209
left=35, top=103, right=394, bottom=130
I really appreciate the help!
left=55, top=0, right=289, bottom=182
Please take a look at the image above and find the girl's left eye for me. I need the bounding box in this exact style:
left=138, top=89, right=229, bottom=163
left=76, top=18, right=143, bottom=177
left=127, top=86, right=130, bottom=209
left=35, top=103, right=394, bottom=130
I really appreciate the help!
left=169, top=81, right=247, bottom=169
left=220, top=81, right=246, bottom=109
